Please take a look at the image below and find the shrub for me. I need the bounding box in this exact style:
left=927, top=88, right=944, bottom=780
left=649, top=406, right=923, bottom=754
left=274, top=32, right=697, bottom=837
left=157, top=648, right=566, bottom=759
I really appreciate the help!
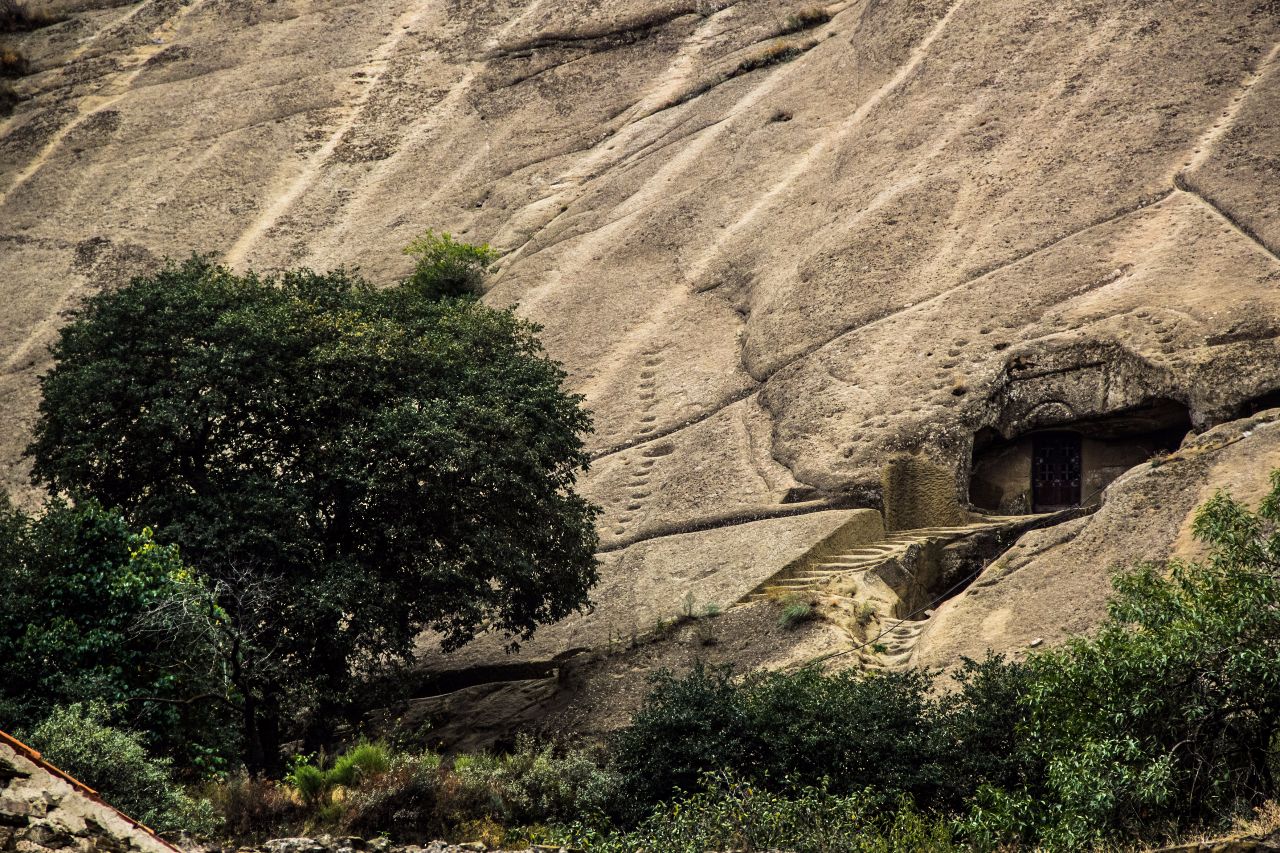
left=341, top=752, right=444, bottom=839
left=778, top=600, right=816, bottom=629
left=402, top=230, right=498, bottom=300
left=558, top=772, right=957, bottom=853
left=611, top=663, right=752, bottom=816
left=962, top=473, right=1280, bottom=849
left=736, top=40, right=812, bottom=74
left=206, top=774, right=300, bottom=842
left=0, top=499, right=233, bottom=772
left=0, top=47, right=27, bottom=77
left=498, top=736, right=620, bottom=825
left=779, top=6, right=831, bottom=35
left=328, top=740, right=392, bottom=788
left=284, top=762, right=330, bottom=806
left=0, top=80, right=15, bottom=115
left=25, top=703, right=216, bottom=835
left=613, top=662, right=958, bottom=819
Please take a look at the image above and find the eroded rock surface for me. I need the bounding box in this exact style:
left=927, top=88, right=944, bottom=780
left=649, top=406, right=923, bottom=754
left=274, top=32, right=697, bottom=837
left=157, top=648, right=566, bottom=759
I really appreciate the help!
left=4, top=0, right=1280, bottom=677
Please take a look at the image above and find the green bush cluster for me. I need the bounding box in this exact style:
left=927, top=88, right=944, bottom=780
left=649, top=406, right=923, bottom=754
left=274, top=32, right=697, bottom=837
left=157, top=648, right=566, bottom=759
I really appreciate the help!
left=560, top=772, right=956, bottom=853
left=24, top=703, right=216, bottom=835
left=611, top=656, right=1021, bottom=821
left=401, top=230, right=498, bottom=301
left=268, top=736, right=618, bottom=845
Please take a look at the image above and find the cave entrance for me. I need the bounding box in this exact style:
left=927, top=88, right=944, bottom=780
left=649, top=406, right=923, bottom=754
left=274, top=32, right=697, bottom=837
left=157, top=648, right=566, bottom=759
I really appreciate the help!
left=969, top=398, right=1191, bottom=515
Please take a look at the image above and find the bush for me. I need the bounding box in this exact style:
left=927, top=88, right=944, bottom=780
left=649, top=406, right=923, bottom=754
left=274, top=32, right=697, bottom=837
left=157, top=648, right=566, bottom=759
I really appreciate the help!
left=340, top=752, right=444, bottom=839
left=736, top=40, right=812, bottom=74
left=25, top=703, right=216, bottom=835
left=0, top=80, right=15, bottom=115
left=1, top=47, right=27, bottom=77
left=779, top=6, right=831, bottom=35
left=0, top=499, right=234, bottom=772
left=402, top=230, right=498, bottom=300
left=778, top=600, right=817, bottom=629
left=206, top=774, right=300, bottom=842
left=611, top=663, right=752, bottom=816
left=328, top=740, right=392, bottom=788
left=559, top=772, right=957, bottom=853
left=497, top=736, right=620, bottom=825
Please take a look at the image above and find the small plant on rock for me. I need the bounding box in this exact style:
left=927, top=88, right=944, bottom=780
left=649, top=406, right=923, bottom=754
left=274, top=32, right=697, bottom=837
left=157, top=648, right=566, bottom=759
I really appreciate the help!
left=778, top=593, right=818, bottom=629
left=402, top=229, right=498, bottom=300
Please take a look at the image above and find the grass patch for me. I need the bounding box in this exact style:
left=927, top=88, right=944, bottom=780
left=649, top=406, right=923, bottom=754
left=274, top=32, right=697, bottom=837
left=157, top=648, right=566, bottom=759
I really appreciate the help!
left=778, top=600, right=817, bottom=629
left=779, top=6, right=832, bottom=35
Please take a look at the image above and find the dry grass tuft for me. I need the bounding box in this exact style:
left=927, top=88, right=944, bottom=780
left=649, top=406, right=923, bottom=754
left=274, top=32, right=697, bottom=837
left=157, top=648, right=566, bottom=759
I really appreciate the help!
left=1, top=47, right=28, bottom=76
left=780, top=6, right=832, bottom=35
left=737, top=39, right=813, bottom=75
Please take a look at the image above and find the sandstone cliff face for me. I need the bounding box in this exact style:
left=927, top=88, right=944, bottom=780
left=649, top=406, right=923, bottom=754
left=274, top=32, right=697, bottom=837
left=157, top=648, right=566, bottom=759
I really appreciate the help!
left=3, top=0, right=1280, bottom=675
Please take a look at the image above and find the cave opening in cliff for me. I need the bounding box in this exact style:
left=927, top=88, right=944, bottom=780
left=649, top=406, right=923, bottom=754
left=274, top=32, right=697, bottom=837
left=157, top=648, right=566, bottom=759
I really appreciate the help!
left=968, top=398, right=1192, bottom=514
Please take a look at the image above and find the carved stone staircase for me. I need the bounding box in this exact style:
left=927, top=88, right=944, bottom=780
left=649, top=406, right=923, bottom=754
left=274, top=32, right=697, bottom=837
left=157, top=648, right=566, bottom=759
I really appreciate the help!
left=746, top=518, right=1028, bottom=601
left=744, top=514, right=1056, bottom=670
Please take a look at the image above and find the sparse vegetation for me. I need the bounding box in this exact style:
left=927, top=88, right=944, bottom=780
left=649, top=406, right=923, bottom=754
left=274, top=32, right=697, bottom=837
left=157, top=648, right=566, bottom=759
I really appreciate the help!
left=0, top=47, right=27, bottom=77
left=0, top=80, right=17, bottom=115
left=778, top=597, right=817, bottom=629
left=736, top=40, right=814, bottom=75
left=779, top=6, right=832, bottom=35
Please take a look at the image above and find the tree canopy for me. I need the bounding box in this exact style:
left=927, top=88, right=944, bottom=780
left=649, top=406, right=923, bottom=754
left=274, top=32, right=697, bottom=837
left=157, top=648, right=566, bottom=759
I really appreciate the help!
left=28, top=255, right=599, bottom=770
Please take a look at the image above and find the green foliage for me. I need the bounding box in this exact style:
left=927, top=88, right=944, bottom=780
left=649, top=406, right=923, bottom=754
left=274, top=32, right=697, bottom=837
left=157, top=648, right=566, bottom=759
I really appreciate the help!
left=558, top=772, right=957, bottom=853
left=402, top=230, right=498, bottom=301
left=778, top=600, right=816, bottom=629
left=25, top=703, right=216, bottom=835
left=28, top=255, right=599, bottom=771
left=328, top=741, right=392, bottom=788
left=340, top=751, right=444, bottom=838
left=285, top=762, right=330, bottom=806
left=611, top=663, right=751, bottom=814
left=495, top=736, right=620, bottom=826
left=967, top=478, right=1280, bottom=849
left=0, top=498, right=232, bottom=769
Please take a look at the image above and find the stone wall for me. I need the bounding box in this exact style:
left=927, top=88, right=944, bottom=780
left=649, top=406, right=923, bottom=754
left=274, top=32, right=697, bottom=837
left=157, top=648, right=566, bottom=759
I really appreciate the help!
left=0, top=732, right=178, bottom=853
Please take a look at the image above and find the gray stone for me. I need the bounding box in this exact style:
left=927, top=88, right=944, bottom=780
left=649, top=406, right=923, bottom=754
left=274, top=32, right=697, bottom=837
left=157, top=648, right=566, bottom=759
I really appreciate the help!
left=263, top=839, right=328, bottom=853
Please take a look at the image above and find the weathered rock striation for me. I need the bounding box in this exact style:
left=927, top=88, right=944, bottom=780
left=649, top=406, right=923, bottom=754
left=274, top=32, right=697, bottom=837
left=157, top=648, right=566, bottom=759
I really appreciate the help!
left=3, top=0, right=1280, bottom=692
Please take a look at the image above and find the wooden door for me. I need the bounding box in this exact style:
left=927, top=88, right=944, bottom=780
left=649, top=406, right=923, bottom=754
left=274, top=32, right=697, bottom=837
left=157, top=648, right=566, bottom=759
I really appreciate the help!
left=1032, top=432, right=1082, bottom=511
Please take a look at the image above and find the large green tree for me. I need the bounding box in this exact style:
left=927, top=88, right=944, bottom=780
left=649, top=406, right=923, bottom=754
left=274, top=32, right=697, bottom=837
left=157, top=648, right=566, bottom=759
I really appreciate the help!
left=28, top=256, right=599, bottom=772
